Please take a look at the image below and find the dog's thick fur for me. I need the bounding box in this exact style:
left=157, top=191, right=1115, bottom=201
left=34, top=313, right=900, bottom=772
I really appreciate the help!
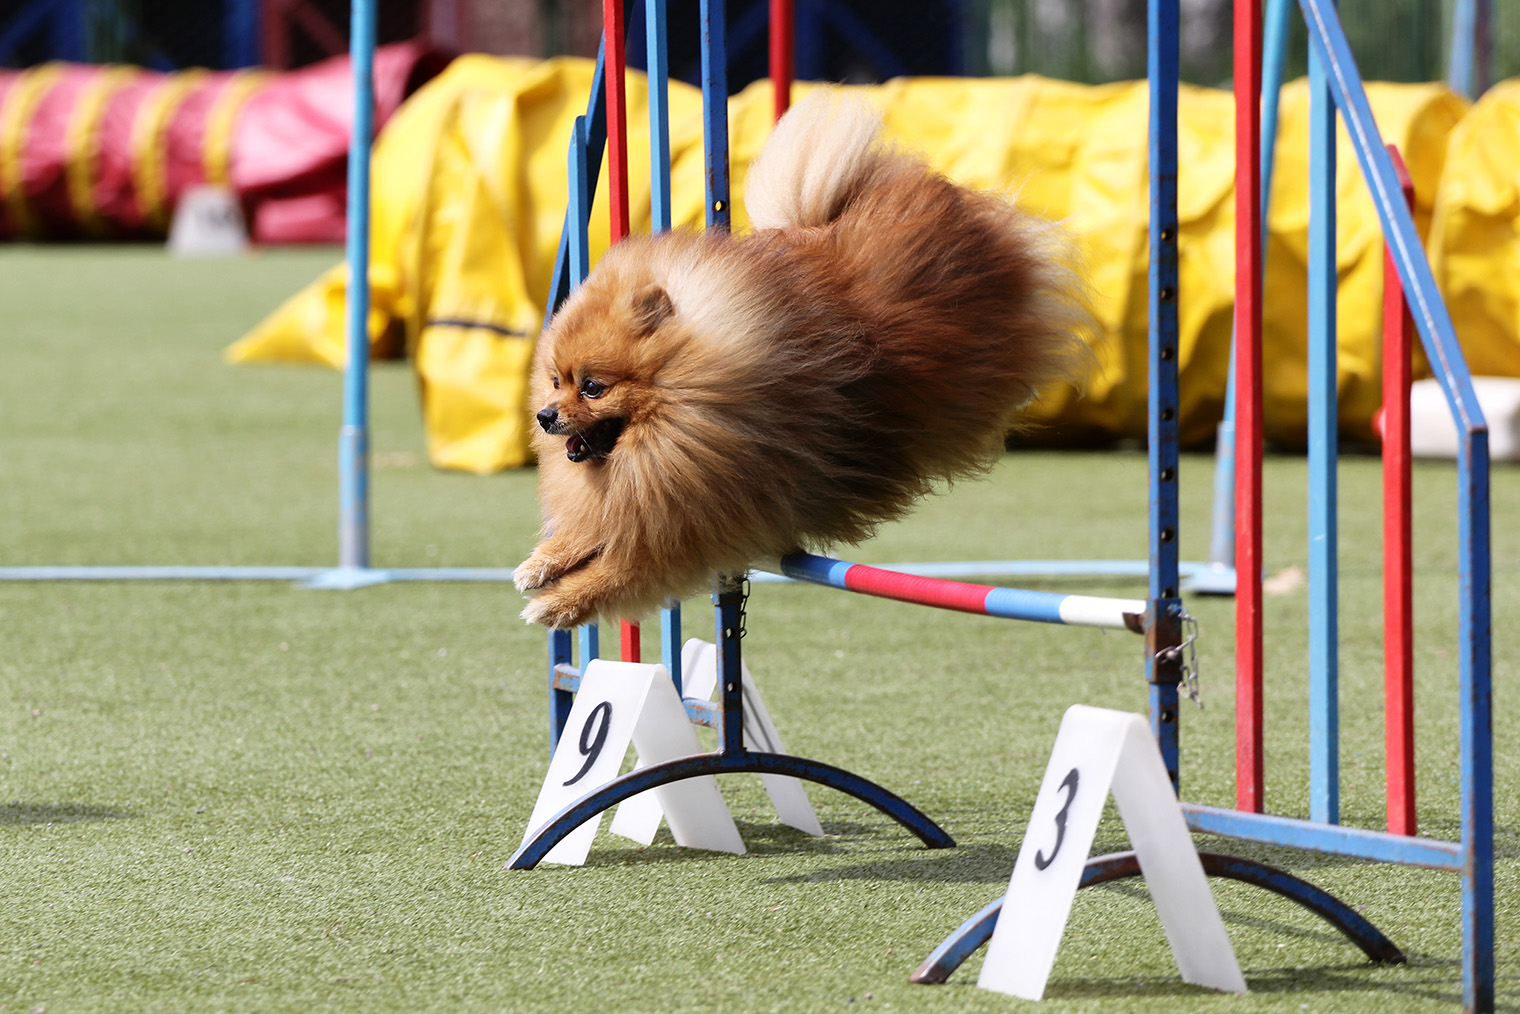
left=516, top=93, right=1090, bottom=628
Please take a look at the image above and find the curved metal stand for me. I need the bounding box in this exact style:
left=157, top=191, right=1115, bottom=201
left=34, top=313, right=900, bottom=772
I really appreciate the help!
left=509, top=749, right=955, bottom=869
left=909, top=850, right=1405, bottom=984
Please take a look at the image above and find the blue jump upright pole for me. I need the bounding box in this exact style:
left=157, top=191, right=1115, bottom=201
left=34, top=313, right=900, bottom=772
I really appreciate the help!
left=1447, top=0, right=1493, bottom=99
left=646, top=0, right=672, bottom=233
left=646, top=0, right=684, bottom=692
left=1306, top=0, right=1340, bottom=826
left=919, top=0, right=1493, bottom=1002
left=1145, top=0, right=1184, bottom=790
left=338, top=0, right=377, bottom=577
left=224, top=0, right=261, bottom=67
left=700, top=0, right=730, bottom=234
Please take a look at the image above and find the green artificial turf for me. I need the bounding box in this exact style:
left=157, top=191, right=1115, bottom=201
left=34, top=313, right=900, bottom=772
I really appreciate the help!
left=0, top=246, right=1515, bottom=1013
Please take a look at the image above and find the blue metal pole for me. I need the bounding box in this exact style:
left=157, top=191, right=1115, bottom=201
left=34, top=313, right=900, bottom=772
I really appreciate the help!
left=224, top=0, right=260, bottom=67
left=1447, top=0, right=1477, bottom=97
left=1294, top=1, right=1496, bottom=999
left=646, top=0, right=681, bottom=690
left=700, top=0, right=730, bottom=233
left=1261, top=0, right=1290, bottom=202
left=697, top=0, right=737, bottom=748
left=795, top=2, right=822, bottom=81
left=549, top=629, right=574, bottom=753
left=557, top=116, right=600, bottom=717
left=1458, top=431, right=1495, bottom=1014
left=1146, top=0, right=1183, bottom=791
left=577, top=623, right=600, bottom=670
left=0, top=0, right=61, bottom=64
left=542, top=37, right=611, bottom=328
left=661, top=604, right=683, bottom=698
left=568, top=116, right=591, bottom=283
left=715, top=579, right=745, bottom=755
left=1306, top=0, right=1339, bottom=827
left=550, top=97, right=594, bottom=754
left=646, top=0, right=672, bottom=233
left=540, top=20, right=638, bottom=751
left=58, top=0, right=90, bottom=61
left=338, top=0, right=377, bottom=572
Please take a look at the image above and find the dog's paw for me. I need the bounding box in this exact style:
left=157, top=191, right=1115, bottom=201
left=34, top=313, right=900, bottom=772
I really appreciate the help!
left=521, top=590, right=595, bottom=630
left=513, top=552, right=554, bottom=593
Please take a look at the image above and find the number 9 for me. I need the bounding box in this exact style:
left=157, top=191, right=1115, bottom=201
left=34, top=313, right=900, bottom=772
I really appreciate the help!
left=562, top=701, right=613, bottom=787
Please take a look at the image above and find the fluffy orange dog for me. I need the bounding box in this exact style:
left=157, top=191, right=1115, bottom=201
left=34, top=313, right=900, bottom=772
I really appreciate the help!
left=516, top=93, right=1089, bottom=628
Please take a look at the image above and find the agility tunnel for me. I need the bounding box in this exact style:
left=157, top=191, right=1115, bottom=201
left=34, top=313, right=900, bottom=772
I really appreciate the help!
left=0, top=41, right=446, bottom=243
left=227, top=54, right=1520, bottom=472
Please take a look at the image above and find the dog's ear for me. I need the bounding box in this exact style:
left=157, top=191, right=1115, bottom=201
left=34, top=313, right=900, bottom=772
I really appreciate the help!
left=631, top=285, right=674, bottom=337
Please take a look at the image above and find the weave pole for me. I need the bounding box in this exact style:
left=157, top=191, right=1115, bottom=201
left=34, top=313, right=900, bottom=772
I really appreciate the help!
left=644, top=0, right=681, bottom=687
left=601, top=0, right=638, bottom=662
left=337, top=0, right=377, bottom=575
left=1233, top=0, right=1265, bottom=813
left=1199, top=0, right=1496, bottom=1007
left=603, top=0, right=630, bottom=244
left=769, top=0, right=793, bottom=121
left=1306, top=0, right=1340, bottom=826
left=1146, top=0, right=1185, bottom=788
left=1381, top=146, right=1415, bottom=837
left=646, top=0, right=671, bottom=233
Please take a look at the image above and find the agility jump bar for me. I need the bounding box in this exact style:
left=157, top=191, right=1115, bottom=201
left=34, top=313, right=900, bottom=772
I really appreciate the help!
left=764, top=553, right=1146, bottom=632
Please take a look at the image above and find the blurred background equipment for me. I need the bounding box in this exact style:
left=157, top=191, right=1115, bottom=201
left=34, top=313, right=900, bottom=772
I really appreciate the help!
left=0, top=41, right=448, bottom=241
left=1, top=1, right=1513, bottom=86
left=2, top=0, right=1517, bottom=468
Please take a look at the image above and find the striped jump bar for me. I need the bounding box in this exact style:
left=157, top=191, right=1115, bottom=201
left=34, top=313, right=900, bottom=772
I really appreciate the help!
left=766, top=553, right=1146, bottom=633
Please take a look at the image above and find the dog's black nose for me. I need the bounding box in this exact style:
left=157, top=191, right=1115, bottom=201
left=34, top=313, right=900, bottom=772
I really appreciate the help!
left=536, top=407, right=559, bottom=432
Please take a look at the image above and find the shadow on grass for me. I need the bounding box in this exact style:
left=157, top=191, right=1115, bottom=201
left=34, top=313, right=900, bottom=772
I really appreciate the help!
left=574, top=819, right=892, bottom=868
left=1190, top=836, right=1445, bottom=872
left=0, top=802, right=134, bottom=825
left=763, top=841, right=1020, bottom=885
left=1226, top=958, right=1513, bottom=1011
left=1417, top=817, right=1520, bottom=860
left=1099, top=879, right=1375, bottom=950
left=933, top=961, right=1518, bottom=1011
left=1035, top=961, right=1469, bottom=1003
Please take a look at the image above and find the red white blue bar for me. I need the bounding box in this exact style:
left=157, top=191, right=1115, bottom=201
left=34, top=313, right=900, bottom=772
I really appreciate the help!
left=765, top=554, right=1145, bottom=632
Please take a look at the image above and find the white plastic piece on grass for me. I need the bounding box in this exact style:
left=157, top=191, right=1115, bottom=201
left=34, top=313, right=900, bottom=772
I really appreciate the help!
left=168, top=185, right=249, bottom=257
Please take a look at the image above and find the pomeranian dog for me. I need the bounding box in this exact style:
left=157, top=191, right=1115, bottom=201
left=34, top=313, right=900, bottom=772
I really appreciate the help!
left=515, top=92, right=1090, bottom=628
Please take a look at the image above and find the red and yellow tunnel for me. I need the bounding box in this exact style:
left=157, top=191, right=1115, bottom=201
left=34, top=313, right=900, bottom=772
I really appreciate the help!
left=0, top=41, right=448, bottom=243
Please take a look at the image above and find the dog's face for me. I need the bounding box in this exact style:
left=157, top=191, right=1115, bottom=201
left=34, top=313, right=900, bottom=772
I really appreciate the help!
left=534, top=278, right=677, bottom=463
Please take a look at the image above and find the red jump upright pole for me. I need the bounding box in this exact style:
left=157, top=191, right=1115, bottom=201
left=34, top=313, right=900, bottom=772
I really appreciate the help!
left=603, top=0, right=631, bottom=244
left=770, top=0, right=794, bottom=121
left=603, top=0, right=637, bottom=661
left=1382, top=145, right=1416, bottom=836
left=1233, top=0, right=1266, bottom=814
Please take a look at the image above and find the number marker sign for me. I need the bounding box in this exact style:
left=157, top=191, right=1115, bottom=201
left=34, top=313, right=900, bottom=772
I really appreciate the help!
left=610, top=640, right=823, bottom=843
left=167, top=185, right=250, bottom=257
left=520, top=659, right=742, bottom=865
left=978, top=705, right=1247, bottom=1000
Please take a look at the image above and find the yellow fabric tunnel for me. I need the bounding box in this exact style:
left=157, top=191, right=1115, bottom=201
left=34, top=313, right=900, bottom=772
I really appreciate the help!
left=230, top=57, right=1497, bottom=472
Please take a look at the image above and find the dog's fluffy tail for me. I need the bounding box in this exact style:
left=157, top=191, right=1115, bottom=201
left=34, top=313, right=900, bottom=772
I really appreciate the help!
left=744, top=91, right=901, bottom=231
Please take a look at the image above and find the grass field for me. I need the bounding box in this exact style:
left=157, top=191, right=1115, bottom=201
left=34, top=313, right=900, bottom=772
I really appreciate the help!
left=0, top=246, right=1515, bottom=1013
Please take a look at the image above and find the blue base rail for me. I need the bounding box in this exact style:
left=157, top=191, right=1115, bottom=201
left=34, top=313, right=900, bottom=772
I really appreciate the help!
left=910, top=850, right=1405, bottom=985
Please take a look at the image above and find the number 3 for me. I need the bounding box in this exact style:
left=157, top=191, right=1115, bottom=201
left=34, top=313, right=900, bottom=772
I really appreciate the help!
left=562, top=701, right=613, bottom=786
left=1034, top=767, right=1080, bottom=871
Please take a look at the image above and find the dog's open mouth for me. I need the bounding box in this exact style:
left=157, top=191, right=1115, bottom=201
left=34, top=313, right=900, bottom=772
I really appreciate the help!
left=565, top=418, right=626, bottom=462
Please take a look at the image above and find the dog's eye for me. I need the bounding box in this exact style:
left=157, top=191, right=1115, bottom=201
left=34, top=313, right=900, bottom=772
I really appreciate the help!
left=551, top=375, right=561, bottom=390
left=580, top=379, right=607, bottom=399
